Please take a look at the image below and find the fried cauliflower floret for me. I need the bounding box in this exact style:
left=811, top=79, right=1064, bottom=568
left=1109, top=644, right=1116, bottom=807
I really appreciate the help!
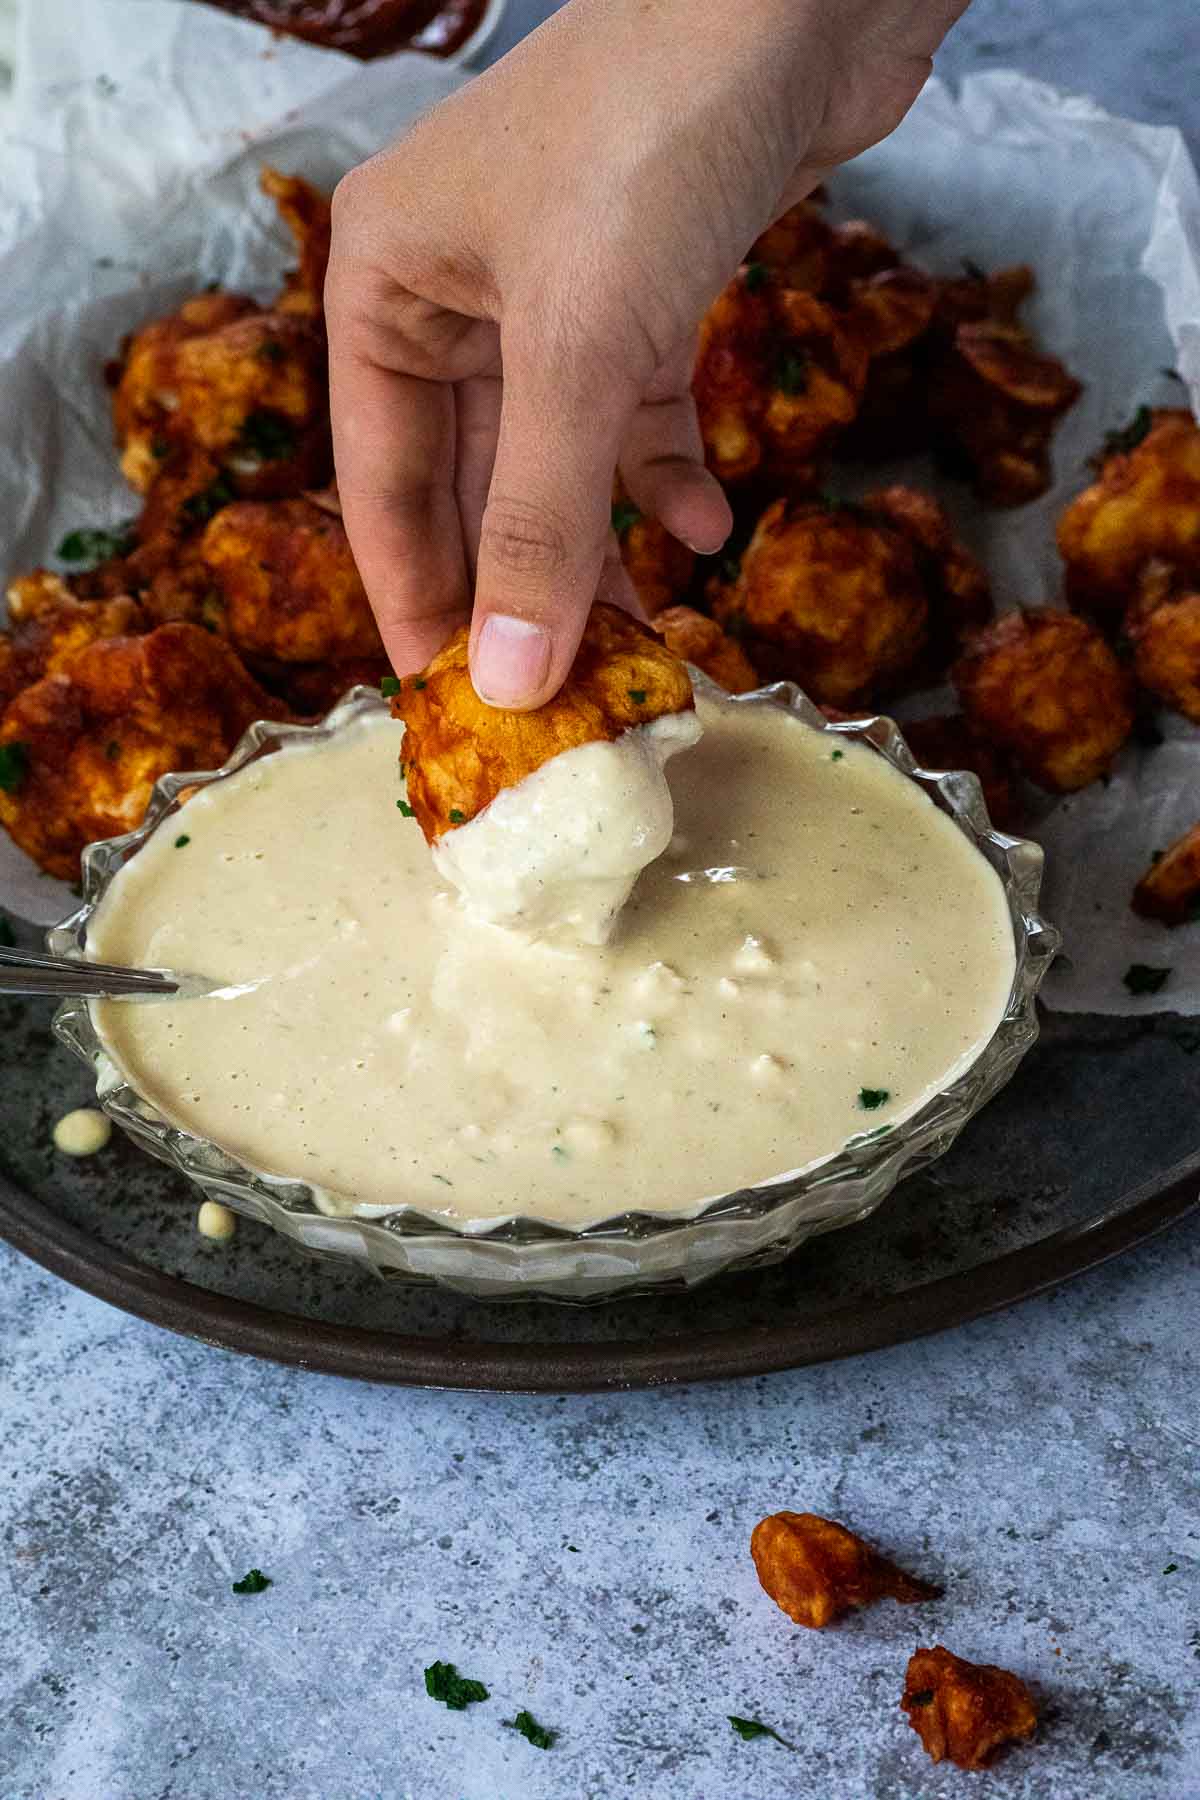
left=1132, top=820, right=1200, bottom=926
left=928, top=319, right=1082, bottom=506
left=901, top=1646, right=1038, bottom=1771
left=112, top=303, right=330, bottom=499
left=954, top=608, right=1134, bottom=792
left=1058, top=409, right=1200, bottom=616
left=392, top=602, right=695, bottom=844
left=861, top=483, right=992, bottom=649
left=902, top=714, right=1019, bottom=833
left=0, top=573, right=144, bottom=712
left=0, top=624, right=284, bottom=880
left=693, top=270, right=868, bottom=485
left=612, top=492, right=694, bottom=616
left=260, top=167, right=331, bottom=320
left=198, top=498, right=382, bottom=664
left=750, top=1512, right=939, bottom=1630
left=710, top=496, right=929, bottom=706
left=1124, top=571, right=1200, bottom=725
left=651, top=605, right=759, bottom=694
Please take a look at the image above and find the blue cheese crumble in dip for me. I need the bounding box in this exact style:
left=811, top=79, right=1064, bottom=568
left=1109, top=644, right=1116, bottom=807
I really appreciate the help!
left=87, top=693, right=1015, bottom=1227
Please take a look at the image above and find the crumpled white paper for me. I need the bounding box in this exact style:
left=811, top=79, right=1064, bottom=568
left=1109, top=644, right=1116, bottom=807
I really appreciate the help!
left=1, top=13, right=1199, bottom=1012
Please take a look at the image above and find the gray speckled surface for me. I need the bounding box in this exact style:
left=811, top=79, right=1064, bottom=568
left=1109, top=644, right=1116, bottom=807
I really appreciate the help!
left=4, top=2, right=1200, bottom=1796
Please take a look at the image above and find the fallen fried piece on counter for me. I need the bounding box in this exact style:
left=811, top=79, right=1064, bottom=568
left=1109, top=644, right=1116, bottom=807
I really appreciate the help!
left=954, top=607, right=1134, bottom=791
left=901, top=1645, right=1038, bottom=1770
left=0, top=623, right=286, bottom=880
left=750, top=1511, right=940, bottom=1629
left=651, top=606, right=760, bottom=694
left=1132, top=820, right=1200, bottom=925
left=1058, top=408, right=1200, bottom=618
left=392, top=602, right=696, bottom=843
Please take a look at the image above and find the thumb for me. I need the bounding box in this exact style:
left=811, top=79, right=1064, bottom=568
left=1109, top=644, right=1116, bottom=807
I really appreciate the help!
left=469, top=332, right=634, bottom=710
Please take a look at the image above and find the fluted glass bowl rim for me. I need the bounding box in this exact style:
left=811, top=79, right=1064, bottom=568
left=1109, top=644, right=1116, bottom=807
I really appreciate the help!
left=49, top=679, right=1058, bottom=1269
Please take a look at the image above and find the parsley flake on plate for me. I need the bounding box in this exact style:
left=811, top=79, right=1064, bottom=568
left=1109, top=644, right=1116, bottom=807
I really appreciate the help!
left=858, top=1087, right=890, bottom=1110
left=231, top=1568, right=271, bottom=1595
left=1123, top=964, right=1170, bottom=997
left=424, top=1661, right=489, bottom=1710
left=174, top=834, right=191, bottom=849
left=397, top=800, right=414, bottom=817
left=505, top=1709, right=556, bottom=1749
left=0, top=741, right=29, bottom=794
left=729, top=1715, right=790, bottom=1746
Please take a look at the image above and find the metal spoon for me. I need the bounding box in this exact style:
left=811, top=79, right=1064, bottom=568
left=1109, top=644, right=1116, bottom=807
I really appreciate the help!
left=0, top=946, right=252, bottom=1001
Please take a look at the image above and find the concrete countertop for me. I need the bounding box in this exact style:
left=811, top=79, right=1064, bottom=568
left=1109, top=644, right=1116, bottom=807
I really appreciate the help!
left=3, top=2, right=1199, bottom=1796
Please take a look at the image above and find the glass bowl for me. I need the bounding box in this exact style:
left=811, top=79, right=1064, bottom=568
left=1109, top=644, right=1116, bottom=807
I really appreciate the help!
left=50, top=682, right=1059, bottom=1304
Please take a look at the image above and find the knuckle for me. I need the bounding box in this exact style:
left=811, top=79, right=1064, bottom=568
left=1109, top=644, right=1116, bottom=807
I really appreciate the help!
left=478, top=496, right=572, bottom=581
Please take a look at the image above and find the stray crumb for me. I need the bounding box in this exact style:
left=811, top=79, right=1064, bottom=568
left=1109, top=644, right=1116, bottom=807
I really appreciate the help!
left=53, top=1108, right=111, bottom=1157
left=197, top=1199, right=237, bottom=1241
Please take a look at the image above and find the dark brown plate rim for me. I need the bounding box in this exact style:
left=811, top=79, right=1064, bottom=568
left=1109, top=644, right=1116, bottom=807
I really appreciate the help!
left=1, top=1155, right=1196, bottom=1392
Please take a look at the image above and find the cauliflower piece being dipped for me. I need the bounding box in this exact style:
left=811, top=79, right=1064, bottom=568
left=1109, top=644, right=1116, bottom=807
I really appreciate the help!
left=391, top=603, right=700, bottom=943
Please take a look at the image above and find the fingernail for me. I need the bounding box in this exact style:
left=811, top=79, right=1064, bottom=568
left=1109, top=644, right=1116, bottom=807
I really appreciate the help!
left=473, top=614, right=552, bottom=707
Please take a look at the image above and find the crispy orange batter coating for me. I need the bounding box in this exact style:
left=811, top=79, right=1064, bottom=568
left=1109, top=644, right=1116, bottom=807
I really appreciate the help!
left=651, top=605, right=760, bottom=693
left=1132, top=820, right=1200, bottom=926
left=393, top=602, right=695, bottom=844
left=747, top=200, right=838, bottom=292
left=260, top=167, right=331, bottom=320
left=710, top=496, right=929, bottom=706
left=199, top=498, right=382, bottom=664
left=902, top=713, right=1020, bottom=832
left=928, top=319, right=1082, bottom=506
left=750, top=1512, right=939, bottom=1630
left=862, top=483, right=992, bottom=649
left=612, top=490, right=694, bottom=616
left=1058, top=409, right=1200, bottom=616
left=901, top=1646, right=1038, bottom=1770
left=0, top=624, right=284, bottom=880
left=0, top=573, right=144, bottom=713
left=1125, top=572, right=1200, bottom=725
left=955, top=608, right=1134, bottom=791
left=694, top=270, right=868, bottom=485
left=110, top=292, right=259, bottom=491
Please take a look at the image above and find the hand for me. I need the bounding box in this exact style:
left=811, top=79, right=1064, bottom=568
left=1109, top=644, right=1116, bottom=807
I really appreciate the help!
left=326, top=0, right=968, bottom=707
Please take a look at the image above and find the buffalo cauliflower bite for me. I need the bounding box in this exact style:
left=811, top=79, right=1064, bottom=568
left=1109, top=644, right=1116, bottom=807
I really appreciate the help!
left=693, top=269, right=868, bottom=486
left=1132, top=821, right=1200, bottom=926
left=861, top=483, right=992, bottom=651
left=954, top=608, right=1134, bottom=792
left=392, top=602, right=695, bottom=844
left=612, top=491, right=695, bottom=616
left=901, top=1646, right=1038, bottom=1770
left=709, top=495, right=930, bottom=706
left=750, top=1512, right=940, bottom=1630
left=1058, top=409, right=1200, bottom=617
left=0, top=624, right=284, bottom=881
left=1124, top=567, right=1200, bottom=725
left=928, top=319, right=1082, bottom=506
left=0, top=573, right=144, bottom=713
left=198, top=497, right=383, bottom=665
left=651, top=605, right=760, bottom=694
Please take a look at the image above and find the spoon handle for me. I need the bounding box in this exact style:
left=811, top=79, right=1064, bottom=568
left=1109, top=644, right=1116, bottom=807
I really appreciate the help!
left=0, top=946, right=182, bottom=999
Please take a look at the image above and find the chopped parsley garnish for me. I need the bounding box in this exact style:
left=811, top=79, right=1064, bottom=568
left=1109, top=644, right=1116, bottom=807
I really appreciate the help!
left=729, top=1716, right=790, bottom=1746
left=1123, top=964, right=1170, bottom=997
left=1163, top=1562, right=1178, bottom=1574
left=743, top=261, right=770, bottom=293
left=0, top=741, right=29, bottom=793
left=830, top=748, right=844, bottom=762
left=0, top=915, right=14, bottom=948
left=774, top=349, right=811, bottom=396
left=413, top=677, right=427, bottom=690
left=858, top=1087, right=890, bottom=1110
left=906, top=1689, right=934, bottom=1708
left=183, top=476, right=236, bottom=525
left=505, top=1709, right=556, bottom=1749
left=431, top=1172, right=453, bottom=1186
left=628, top=689, right=647, bottom=705
left=236, top=409, right=296, bottom=461
left=380, top=675, right=401, bottom=698
left=174, top=834, right=191, bottom=849
left=449, top=809, right=466, bottom=824
left=1096, top=405, right=1152, bottom=465
left=105, top=739, right=121, bottom=761
left=551, top=1144, right=568, bottom=1161
left=611, top=500, right=642, bottom=537
left=231, top=1568, right=271, bottom=1594
left=424, top=1661, right=488, bottom=1710
left=397, top=799, right=414, bottom=817
left=57, top=522, right=136, bottom=568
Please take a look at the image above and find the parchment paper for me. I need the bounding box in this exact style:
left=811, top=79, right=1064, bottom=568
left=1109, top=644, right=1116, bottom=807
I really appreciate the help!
left=1, top=8, right=1199, bottom=1013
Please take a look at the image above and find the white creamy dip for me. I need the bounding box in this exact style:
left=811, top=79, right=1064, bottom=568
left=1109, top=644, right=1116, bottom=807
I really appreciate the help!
left=434, top=713, right=702, bottom=944
left=88, top=696, right=1016, bottom=1227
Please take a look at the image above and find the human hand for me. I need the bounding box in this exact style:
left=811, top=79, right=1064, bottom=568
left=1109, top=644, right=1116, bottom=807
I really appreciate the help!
left=326, top=0, right=968, bottom=707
